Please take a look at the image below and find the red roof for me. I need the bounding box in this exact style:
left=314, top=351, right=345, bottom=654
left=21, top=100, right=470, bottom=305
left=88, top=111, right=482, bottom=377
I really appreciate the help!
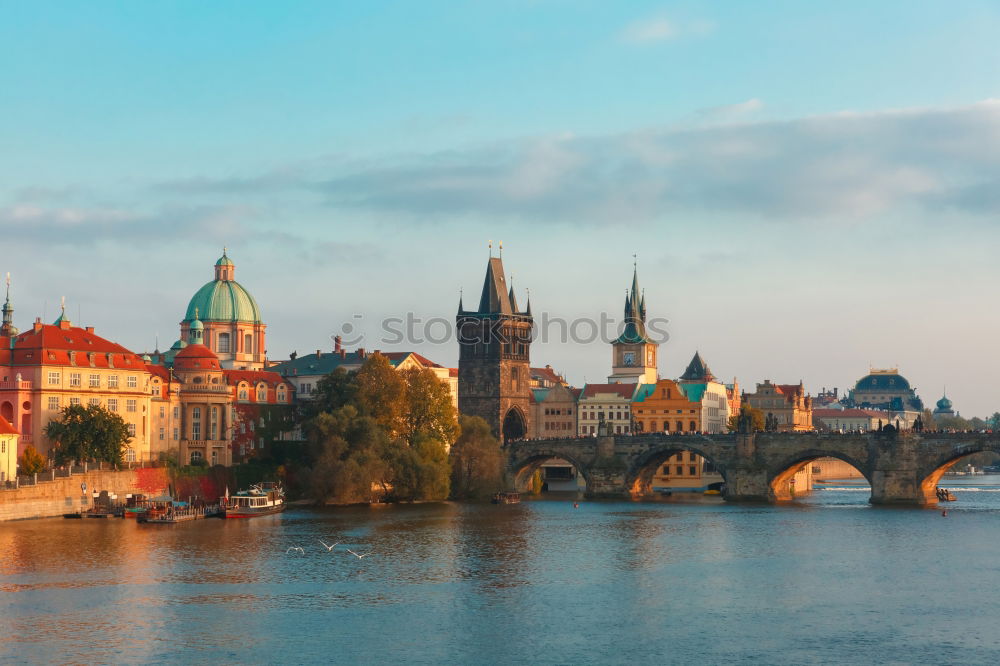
left=0, top=414, right=18, bottom=435
left=581, top=383, right=636, bottom=400
left=5, top=323, right=146, bottom=369
left=173, top=344, right=221, bottom=370
left=448, top=368, right=458, bottom=378
left=223, top=369, right=288, bottom=388
left=531, top=366, right=563, bottom=384
left=145, top=364, right=172, bottom=381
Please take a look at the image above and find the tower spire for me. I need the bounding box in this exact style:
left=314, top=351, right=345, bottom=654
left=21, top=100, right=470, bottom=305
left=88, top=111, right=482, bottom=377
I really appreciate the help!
left=1, top=272, right=16, bottom=336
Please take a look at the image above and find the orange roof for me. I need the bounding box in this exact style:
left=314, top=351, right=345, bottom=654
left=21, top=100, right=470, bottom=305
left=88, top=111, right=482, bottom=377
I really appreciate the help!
left=531, top=366, right=562, bottom=384
left=145, top=364, right=172, bottom=381
left=173, top=344, right=221, bottom=370
left=7, top=323, right=146, bottom=369
left=0, top=414, right=18, bottom=435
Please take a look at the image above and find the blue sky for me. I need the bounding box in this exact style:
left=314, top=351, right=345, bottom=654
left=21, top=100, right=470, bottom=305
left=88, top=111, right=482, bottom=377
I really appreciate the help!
left=3, top=1, right=1000, bottom=415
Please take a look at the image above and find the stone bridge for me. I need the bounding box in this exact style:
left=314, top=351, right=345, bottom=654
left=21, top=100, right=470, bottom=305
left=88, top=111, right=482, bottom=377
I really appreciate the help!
left=505, top=431, right=1000, bottom=506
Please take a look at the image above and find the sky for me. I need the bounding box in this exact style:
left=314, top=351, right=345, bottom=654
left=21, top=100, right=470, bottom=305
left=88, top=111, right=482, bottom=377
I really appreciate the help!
left=2, top=1, right=1000, bottom=415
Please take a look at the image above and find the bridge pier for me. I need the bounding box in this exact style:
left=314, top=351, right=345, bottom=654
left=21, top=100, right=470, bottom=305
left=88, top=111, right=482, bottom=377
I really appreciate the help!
left=721, top=465, right=772, bottom=503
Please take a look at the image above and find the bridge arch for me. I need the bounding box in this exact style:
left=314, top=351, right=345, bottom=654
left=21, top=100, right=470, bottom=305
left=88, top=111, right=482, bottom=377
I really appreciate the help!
left=625, top=441, right=729, bottom=497
left=509, top=450, right=591, bottom=494
left=502, top=406, right=528, bottom=442
left=769, top=449, right=871, bottom=502
left=918, top=440, right=1000, bottom=504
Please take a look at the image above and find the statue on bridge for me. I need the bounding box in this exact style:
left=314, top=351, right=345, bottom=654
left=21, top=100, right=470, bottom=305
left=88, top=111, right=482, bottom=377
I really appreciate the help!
left=764, top=413, right=779, bottom=432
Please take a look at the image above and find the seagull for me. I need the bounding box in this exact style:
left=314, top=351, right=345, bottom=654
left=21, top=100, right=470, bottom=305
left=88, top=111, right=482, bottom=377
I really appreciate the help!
left=286, top=547, right=305, bottom=554
left=319, top=539, right=340, bottom=551
left=346, top=548, right=373, bottom=559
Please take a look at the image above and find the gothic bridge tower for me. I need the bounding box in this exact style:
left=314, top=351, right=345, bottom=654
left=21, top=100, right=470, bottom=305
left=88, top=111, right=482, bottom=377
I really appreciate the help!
left=457, top=255, right=534, bottom=442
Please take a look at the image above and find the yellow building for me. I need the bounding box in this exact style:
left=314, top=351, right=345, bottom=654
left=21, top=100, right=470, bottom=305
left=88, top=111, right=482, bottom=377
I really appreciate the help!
left=632, top=379, right=702, bottom=434
left=0, top=415, right=18, bottom=483
left=0, top=312, right=154, bottom=463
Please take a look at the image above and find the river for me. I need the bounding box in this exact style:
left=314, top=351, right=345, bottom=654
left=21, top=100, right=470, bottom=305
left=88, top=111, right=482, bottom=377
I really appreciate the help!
left=3, top=479, right=1000, bottom=664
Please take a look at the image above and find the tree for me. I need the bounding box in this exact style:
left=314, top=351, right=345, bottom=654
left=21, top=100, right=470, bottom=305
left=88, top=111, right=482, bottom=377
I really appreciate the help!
left=17, top=444, right=46, bottom=475
left=450, top=416, right=504, bottom=500
left=44, top=404, right=130, bottom=465
left=988, top=412, right=1000, bottom=431
left=727, top=405, right=765, bottom=433
left=305, top=405, right=390, bottom=504
left=922, top=409, right=937, bottom=432
left=354, top=353, right=408, bottom=437
left=401, top=367, right=459, bottom=446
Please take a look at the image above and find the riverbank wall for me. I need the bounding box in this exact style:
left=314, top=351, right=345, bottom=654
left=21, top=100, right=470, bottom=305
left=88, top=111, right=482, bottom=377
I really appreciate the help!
left=0, top=467, right=170, bottom=521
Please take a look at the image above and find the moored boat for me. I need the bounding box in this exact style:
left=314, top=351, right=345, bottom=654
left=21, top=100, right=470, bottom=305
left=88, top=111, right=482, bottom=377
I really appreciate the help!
left=223, top=482, right=285, bottom=518
left=491, top=491, right=520, bottom=505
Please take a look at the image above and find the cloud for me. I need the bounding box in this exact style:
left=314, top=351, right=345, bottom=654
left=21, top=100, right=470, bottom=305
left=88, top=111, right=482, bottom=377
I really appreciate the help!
left=306, top=100, right=1000, bottom=223
left=621, top=16, right=677, bottom=43
left=695, top=98, right=764, bottom=123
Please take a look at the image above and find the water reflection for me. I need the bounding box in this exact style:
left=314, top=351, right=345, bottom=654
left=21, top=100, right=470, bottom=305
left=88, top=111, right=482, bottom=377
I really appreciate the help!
left=3, top=492, right=1000, bottom=664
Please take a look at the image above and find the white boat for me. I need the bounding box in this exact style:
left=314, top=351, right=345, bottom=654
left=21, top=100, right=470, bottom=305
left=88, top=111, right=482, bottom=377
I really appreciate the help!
left=223, top=482, right=285, bottom=518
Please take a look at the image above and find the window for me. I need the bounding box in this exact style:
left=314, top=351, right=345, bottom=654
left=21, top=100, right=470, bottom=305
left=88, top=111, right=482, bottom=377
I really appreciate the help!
left=108, top=398, right=118, bottom=412
left=47, top=371, right=59, bottom=385
left=127, top=376, right=137, bottom=389
left=211, top=450, right=218, bottom=465
left=89, top=398, right=100, bottom=407
left=70, top=397, right=81, bottom=406
left=47, top=396, right=59, bottom=410
left=239, top=385, right=248, bottom=400
left=126, top=399, right=136, bottom=413
left=173, top=407, right=179, bottom=419
left=245, top=334, right=253, bottom=354
left=127, top=423, right=136, bottom=436
left=173, top=427, right=178, bottom=440
left=125, top=448, right=136, bottom=462
left=159, top=427, right=165, bottom=440
left=218, top=332, right=231, bottom=353
left=676, top=466, right=683, bottom=475
left=151, top=382, right=159, bottom=396
left=277, top=388, right=286, bottom=402
left=256, top=384, right=266, bottom=401
left=108, top=375, right=119, bottom=389
left=190, top=450, right=202, bottom=464
left=69, top=373, right=81, bottom=387
left=159, top=406, right=165, bottom=418
left=89, top=374, right=100, bottom=388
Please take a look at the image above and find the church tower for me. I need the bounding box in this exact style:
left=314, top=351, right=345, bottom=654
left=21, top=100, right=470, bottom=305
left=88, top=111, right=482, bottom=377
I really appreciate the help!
left=457, top=253, right=534, bottom=441
left=608, top=265, right=658, bottom=384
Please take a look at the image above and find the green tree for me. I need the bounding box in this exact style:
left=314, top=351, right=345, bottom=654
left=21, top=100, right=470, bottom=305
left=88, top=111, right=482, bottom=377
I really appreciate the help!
left=727, top=405, right=765, bottom=433
left=401, top=367, right=459, bottom=446
left=449, top=416, right=504, bottom=500
left=988, top=412, right=1000, bottom=430
left=44, top=404, right=130, bottom=465
left=305, top=405, right=389, bottom=504
left=922, top=409, right=937, bottom=432
left=354, top=353, right=408, bottom=437
left=17, top=444, right=46, bottom=475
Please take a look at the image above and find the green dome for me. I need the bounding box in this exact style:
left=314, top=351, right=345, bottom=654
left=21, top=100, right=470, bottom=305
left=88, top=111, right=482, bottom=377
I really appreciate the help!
left=937, top=395, right=953, bottom=410
left=216, top=251, right=234, bottom=267
left=185, top=279, right=262, bottom=323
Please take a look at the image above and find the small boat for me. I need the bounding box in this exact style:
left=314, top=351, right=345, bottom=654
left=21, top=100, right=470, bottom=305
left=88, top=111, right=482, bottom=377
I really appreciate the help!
left=491, top=491, right=520, bottom=505
left=222, top=482, right=285, bottom=518
left=142, top=499, right=223, bottom=524
left=936, top=488, right=957, bottom=502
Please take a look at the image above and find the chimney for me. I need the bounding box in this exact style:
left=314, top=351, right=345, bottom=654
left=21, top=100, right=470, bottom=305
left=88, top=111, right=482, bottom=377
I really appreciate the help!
left=289, top=351, right=297, bottom=360
left=316, top=349, right=322, bottom=359
left=358, top=347, right=366, bottom=358
left=339, top=348, right=346, bottom=359
left=86, top=326, right=94, bottom=334
left=33, top=317, right=42, bottom=332
left=334, top=335, right=342, bottom=353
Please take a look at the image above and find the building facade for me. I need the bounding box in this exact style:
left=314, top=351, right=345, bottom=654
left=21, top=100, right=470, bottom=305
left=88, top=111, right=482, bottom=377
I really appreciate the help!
left=745, top=380, right=814, bottom=432
left=676, top=352, right=732, bottom=434
left=457, top=256, right=534, bottom=441
left=0, top=415, right=18, bottom=483
left=578, top=383, right=638, bottom=435
left=0, top=313, right=154, bottom=463
left=632, top=379, right=702, bottom=434
left=531, top=383, right=580, bottom=438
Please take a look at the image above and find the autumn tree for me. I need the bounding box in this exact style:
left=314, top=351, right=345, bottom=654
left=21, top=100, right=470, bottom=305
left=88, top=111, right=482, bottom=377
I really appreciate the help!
left=401, top=367, right=459, bottom=446
left=44, top=404, right=130, bottom=465
left=450, top=415, right=505, bottom=500
left=17, top=444, right=46, bottom=475
left=306, top=405, right=390, bottom=504
left=354, top=353, right=408, bottom=437
left=727, top=405, right=765, bottom=433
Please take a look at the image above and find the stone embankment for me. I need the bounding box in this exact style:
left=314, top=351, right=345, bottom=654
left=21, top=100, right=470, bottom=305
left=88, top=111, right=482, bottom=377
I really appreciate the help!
left=0, top=467, right=169, bottom=521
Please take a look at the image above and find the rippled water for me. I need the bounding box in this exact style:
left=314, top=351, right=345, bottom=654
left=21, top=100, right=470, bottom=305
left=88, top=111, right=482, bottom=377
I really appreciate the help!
left=3, top=481, right=1000, bottom=665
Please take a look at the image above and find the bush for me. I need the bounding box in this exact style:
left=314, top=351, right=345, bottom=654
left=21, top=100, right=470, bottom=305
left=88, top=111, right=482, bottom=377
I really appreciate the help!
left=18, top=445, right=46, bottom=475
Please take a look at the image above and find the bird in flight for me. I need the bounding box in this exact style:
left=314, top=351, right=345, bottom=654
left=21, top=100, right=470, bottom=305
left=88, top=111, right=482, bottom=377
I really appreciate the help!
left=346, top=548, right=373, bottom=559
left=319, top=540, right=340, bottom=551
left=286, top=547, right=305, bottom=554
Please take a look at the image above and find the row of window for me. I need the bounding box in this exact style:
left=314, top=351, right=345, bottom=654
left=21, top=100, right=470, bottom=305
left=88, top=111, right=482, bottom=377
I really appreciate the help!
left=659, top=465, right=699, bottom=477
left=48, top=371, right=138, bottom=389
left=543, top=421, right=574, bottom=431
left=543, top=407, right=573, bottom=416
left=48, top=396, right=137, bottom=412
left=582, top=425, right=630, bottom=434
left=635, top=408, right=697, bottom=415
left=582, top=412, right=628, bottom=421
left=641, top=421, right=699, bottom=432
